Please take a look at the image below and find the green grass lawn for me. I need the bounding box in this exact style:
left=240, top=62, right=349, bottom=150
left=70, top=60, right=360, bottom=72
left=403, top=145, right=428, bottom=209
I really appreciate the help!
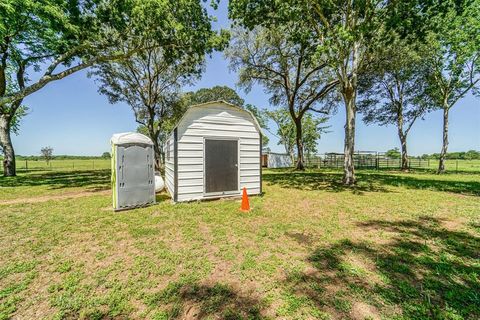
left=8, top=159, right=111, bottom=173
left=427, top=159, right=480, bottom=172
left=0, top=169, right=479, bottom=319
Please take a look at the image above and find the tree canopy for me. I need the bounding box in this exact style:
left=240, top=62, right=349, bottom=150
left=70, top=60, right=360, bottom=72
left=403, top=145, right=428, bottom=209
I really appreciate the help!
left=358, top=37, right=432, bottom=169
left=0, top=0, right=226, bottom=176
left=91, top=47, right=201, bottom=171
left=0, top=0, right=225, bottom=106
left=422, top=0, right=480, bottom=172
left=226, top=25, right=337, bottom=169
left=184, top=85, right=246, bottom=107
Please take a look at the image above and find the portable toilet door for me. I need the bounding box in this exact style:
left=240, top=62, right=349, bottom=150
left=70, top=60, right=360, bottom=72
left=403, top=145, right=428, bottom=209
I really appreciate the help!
left=111, top=132, right=155, bottom=211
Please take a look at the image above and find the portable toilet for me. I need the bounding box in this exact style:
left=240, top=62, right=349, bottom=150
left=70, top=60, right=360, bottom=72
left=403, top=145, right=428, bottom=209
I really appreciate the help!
left=111, top=132, right=155, bottom=211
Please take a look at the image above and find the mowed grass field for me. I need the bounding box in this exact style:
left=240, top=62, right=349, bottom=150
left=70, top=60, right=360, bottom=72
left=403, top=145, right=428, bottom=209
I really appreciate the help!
left=0, top=168, right=479, bottom=319
left=9, top=159, right=111, bottom=173
left=427, top=159, right=480, bottom=172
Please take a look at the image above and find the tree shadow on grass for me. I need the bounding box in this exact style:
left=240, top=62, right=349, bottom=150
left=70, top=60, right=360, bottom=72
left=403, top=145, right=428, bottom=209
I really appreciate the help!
left=144, top=280, right=267, bottom=319
left=263, top=169, right=480, bottom=196
left=283, top=216, right=480, bottom=319
left=0, top=170, right=110, bottom=191
left=366, top=172, right=480, bottom=196
left=263, top=170, right=390, bottom=194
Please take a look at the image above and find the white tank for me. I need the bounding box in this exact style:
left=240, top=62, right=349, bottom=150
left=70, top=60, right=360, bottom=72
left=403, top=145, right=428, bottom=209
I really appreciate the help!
left=154, top=175, right=165, bottom=192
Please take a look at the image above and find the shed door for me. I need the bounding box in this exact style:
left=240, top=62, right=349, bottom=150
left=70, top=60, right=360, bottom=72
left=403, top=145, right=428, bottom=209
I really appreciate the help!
left=205, top=139, right=238, bottom=193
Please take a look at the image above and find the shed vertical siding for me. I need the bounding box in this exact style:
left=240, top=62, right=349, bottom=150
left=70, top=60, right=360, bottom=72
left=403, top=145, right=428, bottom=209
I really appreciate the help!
left=164, top=133, right=175, bottom=198
left=175, top=103, right=261, bottom=202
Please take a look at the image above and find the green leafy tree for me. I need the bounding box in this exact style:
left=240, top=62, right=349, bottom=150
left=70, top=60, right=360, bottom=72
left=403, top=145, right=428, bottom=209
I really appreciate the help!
left=265, top=108, right=327, bottom=164
left=302, top=115, right=329, bottom=158
left=464, top=150, right=480, bottom=160
left=101, top=152, right=111, bottom=158
left=40, top=146, right=53, bottom=164
left=385, top=148, right=401, bottom=159
left=358, top=38, right=432, bottom=170
left=229, top=0, right=395, bottom=183
left=136, top=109, right=184, bottom=172
left=422, top=1, right=480, bottom=173
left=245, top=104, right=269, bottom=147
left=0, top=0, right=221, bottom=176
left=91, top=48, right=205, bottom=171
left=184, top=85, right=245, bottom=107
left=226, top=26, right=337, bottom=170
left=265, top=109, right=296, bottom=162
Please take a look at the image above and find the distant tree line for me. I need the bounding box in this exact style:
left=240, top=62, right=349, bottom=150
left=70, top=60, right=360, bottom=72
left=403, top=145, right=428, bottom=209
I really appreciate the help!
left=383, top=148, right=480, bottom=160
left=420, top=150, right=480, bottom=160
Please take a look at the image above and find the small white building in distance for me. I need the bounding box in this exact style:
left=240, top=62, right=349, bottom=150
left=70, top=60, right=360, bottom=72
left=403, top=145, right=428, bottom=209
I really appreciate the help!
left=164, top=101, right=263, bottom=202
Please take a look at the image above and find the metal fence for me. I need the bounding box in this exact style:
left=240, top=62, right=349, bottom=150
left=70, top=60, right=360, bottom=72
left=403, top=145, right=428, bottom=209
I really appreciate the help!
left=0, top=159, right=111, bottom=174
left=304, top=152, right=430, bottom=170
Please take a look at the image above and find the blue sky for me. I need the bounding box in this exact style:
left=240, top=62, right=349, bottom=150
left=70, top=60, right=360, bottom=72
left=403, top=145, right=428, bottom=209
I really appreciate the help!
left=12, top=1, right=480, bottom=156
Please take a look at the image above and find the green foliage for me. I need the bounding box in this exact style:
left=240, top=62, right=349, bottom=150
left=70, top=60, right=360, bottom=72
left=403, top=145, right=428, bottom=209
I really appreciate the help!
left=226, top=24, right=337, bottom=169
left=421, top=150, right=480, bottom=160
left=9, top=105, right=28, bottom=135
left=265, top=108, right=328, bottom=157
left=265, top=108, right=295, bottom=157
left=423, top=0, right=480, bottom=109
left=385, top=148, right=401, bottom=159
left=183, top=85, right=245, bottom=107
left=1, top=0, right=224, bottom=105
left=40, top=146, right=53, bottom=164
left=92, top=46, right=202, bottom=170
left=0, top=0, right=225, bottom=175
left=358, top=37, right=432, bottom=131
left=245, top=104, right=269, bottom=147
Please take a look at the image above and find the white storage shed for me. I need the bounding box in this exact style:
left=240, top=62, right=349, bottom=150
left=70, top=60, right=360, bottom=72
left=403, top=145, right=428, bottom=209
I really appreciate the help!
left=262, top=152, right=293, bottom=168
left=164, top=101, right=262, bottom=202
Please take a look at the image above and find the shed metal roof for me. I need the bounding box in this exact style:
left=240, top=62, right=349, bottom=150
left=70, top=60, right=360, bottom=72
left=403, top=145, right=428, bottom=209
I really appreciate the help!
left=171, top=100, right=263, bottom=134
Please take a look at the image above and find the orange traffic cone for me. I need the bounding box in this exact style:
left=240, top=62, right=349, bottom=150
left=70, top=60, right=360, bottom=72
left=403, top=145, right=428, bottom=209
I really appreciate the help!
left=240, top=187, right=250, bottom=212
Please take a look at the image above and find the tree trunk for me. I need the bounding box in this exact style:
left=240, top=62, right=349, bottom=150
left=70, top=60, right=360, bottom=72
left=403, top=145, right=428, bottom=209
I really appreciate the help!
left=343, top=90, right=356, bottom=185
left=148, top=128, right=162, bottom=173
left=152, top=140, right=162, bottom=173
left=294, top=118, right=305, bottom=170
left=399, top=132, right=408, bottom=171
left=0, top=114, right=16, bottom=177
left=438, top=106, right=449, bottom=174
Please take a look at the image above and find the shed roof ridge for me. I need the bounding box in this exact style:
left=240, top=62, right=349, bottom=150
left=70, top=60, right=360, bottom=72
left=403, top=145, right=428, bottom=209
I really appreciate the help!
left=170, top=100, right=262, bottom=135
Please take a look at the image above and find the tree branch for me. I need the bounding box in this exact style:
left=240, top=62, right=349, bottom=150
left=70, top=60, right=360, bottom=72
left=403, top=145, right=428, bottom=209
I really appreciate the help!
left=0, top=50, right=138, bottom=107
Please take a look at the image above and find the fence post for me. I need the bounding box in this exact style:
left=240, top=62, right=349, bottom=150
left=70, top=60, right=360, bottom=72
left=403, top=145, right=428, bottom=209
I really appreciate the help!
left=456, top=160, right=458, bottom=173
left=25, top=159, right=28, bottom=172
left=93, top=160, right=95, bottom=170
left=73, top=162, right=75, bottom=169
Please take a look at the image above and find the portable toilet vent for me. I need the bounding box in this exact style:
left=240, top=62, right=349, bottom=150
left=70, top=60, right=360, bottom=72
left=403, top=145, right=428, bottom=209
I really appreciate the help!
left=111, top=132, right=155, bottom=211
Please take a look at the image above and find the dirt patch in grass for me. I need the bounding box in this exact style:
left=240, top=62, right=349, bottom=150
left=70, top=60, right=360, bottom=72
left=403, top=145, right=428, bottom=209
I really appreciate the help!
left=0, top=189, right=110, bottom=205
left=350, top=301, right=381, bottom=320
